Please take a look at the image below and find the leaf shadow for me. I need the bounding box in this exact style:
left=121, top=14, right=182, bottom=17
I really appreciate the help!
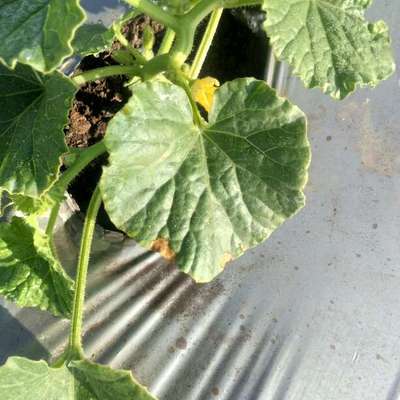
left=0, top=304, right=49, bottom=364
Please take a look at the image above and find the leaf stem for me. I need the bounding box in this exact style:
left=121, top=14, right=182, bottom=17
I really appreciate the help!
left=46, top=203, right=61, bottom=257
left=176, top=76, right=206, bottom=128
left=54, top=141, right=107, bottom=195
left=169, top=0, right=223, bottom=67
left=189, top=7, right=223, bottom=79
left=124, top=0, right=179, bottom=31
left=183, top=0, right=223, bottom=29
left=46, top=203, right=61, bottom=237
left=72, top=65, right=141, bottom=85
left=68, top=185, right=102, bottom=358
left=113, top=19, right=147, bottom=64
left=157, top=28, right=176, bottom=55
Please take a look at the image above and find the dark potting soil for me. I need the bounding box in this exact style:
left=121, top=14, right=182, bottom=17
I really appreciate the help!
left=65, top=15, right=165, bottom=148
left=65, top=8, right=267, bottom=230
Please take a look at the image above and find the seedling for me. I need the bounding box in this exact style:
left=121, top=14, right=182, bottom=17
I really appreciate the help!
left=0, top=0, right=394, bottom=398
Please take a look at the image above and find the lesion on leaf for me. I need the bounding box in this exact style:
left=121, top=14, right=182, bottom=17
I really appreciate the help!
left=151, top=238, right=176, bottom=261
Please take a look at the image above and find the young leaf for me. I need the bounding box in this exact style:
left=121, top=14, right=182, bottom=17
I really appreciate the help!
left=0, top=64, right=76, bottom=198
left=0, top=0, right=86, bottom=73
left=262, top=0, right=395, bottom=99
left=72, top=23, right=115, bottom=57
left=0, top=357, right=157, bottom=400
left=101, top=79, right=310, bottom=282
left=0, top=217, right=74, bottom=317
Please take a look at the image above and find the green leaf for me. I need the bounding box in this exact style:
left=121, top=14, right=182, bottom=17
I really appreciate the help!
left=72, top=23, right=115, bottom=56
left=262, top=0, right=395, bottom=99
left=0, top=63, right=76, bottom=198
left=0, top=357, right=158, bottom=400
left=0, top=217, right=74, bottom=317
left=0, top=0, right=86, bottom=73
left=8, top=192, right=59, bottom=216
left=101, top=79, right=310, bottom=282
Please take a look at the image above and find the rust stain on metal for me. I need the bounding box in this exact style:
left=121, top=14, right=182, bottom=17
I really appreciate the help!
left=175, top=337, right=188, bottom=350
left=339, top=102, right=400, bottom=177
left=151, top=238, right=176, bottom=261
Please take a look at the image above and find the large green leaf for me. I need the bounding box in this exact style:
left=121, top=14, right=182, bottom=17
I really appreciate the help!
left=0, top=357, right=157, bottom=400
left=101, top=79, right=310, bottom=282
left=0, top=217, right=74, bottom=317
left=72, top=23, right=115, bottom=56
left=263, top=0, right=395, bottom=99
left=0, top=0, right=86, bottom=73
left=0, top=64, right=76, bottom=198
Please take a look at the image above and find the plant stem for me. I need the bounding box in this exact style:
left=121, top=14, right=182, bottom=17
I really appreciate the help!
left=169, top=0, right=222, bottom=67
left=68, top=185, right=102, bottom=358
left=46, top=203, right=61, bottom=259
left=124, top=0, right=179, bottom=31
left=158, top=28, right=176, bottom=55
left=189, top=7, right=223, bottom=79
left=72, top=65, right=141, bottom=85
left=141, top=53, right=175, bottom=80
left=184, top=0, right=222, bottom=29
left=113, top=21, right=147, bottom=64
left=54, top=141, right=107, bottom=195
left=46, top=203, right=61, bottom=237
left=176, top=76, right=206, bottom=128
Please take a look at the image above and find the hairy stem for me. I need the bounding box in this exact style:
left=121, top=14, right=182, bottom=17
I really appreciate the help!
left=170, top=0, right=223, bottom=67
left=184, top=0, right=223, bottom=29
left=46, top=203, right=61, bottom=237
left=158, top=28, right=176, bottom=55
left=176, top=76, right=206, bottom=128
left=46, top=203, right=61, bottom=259
left=124, top=0, right=179, bottom=30
left=54, top=141, right=107, bottom=195
left=72, top=65, right=141, bottom=85
left=68, top=185, right=103, bottom=358
left=113, top=19, right=147, bottom=64
left=190, top=7, right=223, bottom=79
left=141, top=53, right=176, bottom=80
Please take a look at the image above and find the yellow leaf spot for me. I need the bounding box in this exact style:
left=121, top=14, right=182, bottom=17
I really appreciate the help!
left=191, top=77, right=220, bottom=113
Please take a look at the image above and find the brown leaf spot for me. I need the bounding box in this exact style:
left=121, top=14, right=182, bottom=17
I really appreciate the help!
left=151, top=238, right=175, bottom=261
